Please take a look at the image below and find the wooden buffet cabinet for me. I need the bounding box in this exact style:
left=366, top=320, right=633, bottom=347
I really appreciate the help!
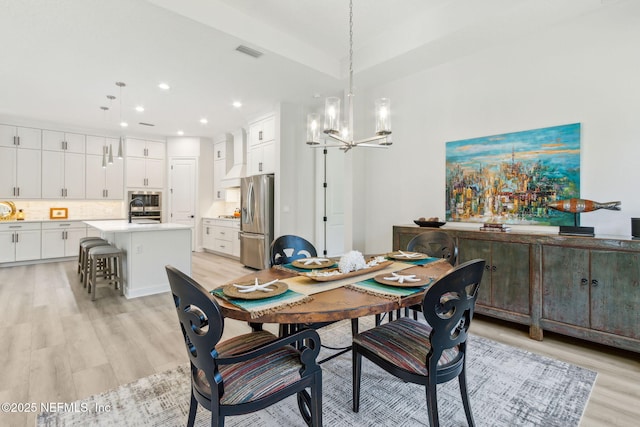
left=393, top=225, right=640, bottom=353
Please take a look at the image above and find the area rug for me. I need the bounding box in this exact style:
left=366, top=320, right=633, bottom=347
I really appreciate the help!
left=38, top=319, right=596, bottom=427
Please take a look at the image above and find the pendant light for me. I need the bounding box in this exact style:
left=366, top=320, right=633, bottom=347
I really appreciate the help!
left=100, top=105, right=110, bottom=168
left=116, top=81, right=127, bottom=159
left=306, top=0, right=392, bottom=151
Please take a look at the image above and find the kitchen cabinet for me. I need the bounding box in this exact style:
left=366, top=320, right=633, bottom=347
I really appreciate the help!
left=202, top=218, right=240, bottom=258
left=0, top=124, right=42, bottom=149
left=247, top=115, right=275, bottom=176
left=42, top=130, right=85, bottom=153
left=41, top=221, right=86, bottom=259
left=86, top=153, right=124, bottom=199
left=0, top=222, right=41, bottom=263
left=126, top=138, right=165, bottom=189
left=541, top=246, right=640, bottom=341
left=126, top=138, right=165, bottom=159
left=213, top=135, right=233, bottom=200
left=458, top=238, right=530, bottom=315
left=42, top=150, right=85, bottom=198
left=0, top=145, right=41, bottom=199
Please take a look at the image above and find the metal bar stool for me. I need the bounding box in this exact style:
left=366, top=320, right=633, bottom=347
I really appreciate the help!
left=79, top=239, right=110, bottom=286
left=77, top=237, right=107, bottom=276
left=87, top=245, right=124, bottom=301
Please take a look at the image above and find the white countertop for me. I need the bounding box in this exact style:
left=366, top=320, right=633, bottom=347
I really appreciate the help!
left=84, top=220, right=191, bottom=233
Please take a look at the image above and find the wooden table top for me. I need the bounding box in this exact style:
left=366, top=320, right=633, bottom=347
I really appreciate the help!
left=212, top=260, right=453, bottom=324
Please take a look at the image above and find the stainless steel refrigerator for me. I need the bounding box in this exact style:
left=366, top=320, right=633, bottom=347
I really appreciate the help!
left=240, top=174, right=274, bottom=269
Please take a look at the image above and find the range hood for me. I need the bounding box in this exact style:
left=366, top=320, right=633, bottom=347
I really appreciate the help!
left=222, top=128, right=247, bottom=188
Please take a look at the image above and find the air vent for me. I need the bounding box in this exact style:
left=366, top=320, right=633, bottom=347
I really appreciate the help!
left=139, top=122, right=155, bottom=127
left=235, top=45, right=263, bottom=58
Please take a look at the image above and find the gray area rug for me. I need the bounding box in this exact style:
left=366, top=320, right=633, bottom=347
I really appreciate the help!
left=38, top=319, right=596, bottom=427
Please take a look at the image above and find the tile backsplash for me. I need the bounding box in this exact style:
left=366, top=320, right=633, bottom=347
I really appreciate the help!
left=8, top=200, right=125, bottom=221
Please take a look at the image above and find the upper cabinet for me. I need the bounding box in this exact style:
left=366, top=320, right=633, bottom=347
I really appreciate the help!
left=213, top=134, right=233, bottom=200
left=42, top=130, right=85, bottom=153
left=0, top=124, right=42, bottom=198
left=247, top=114, right=275, bottom=176
left=126, top=138, right=165, bottom=189
left=85, top=136, right=124, bottom=199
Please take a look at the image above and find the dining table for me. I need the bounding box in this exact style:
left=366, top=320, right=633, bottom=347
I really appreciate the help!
left=210, top=256, right=454, bottom=327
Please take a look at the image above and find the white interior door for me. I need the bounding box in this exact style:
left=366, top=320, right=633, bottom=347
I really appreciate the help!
left=169, top=158, right=196, bottom=250
left=315, top=149, right=345, bottom=256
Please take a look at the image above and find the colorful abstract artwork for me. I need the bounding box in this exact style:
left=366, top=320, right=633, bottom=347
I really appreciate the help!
left=445, top=123, right=581, bottom=226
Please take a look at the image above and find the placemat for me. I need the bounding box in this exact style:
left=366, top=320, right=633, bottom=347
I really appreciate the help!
left=211, top=288, right=311, bottom=319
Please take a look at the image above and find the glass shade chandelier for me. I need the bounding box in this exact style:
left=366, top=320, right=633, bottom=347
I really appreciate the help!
left=306, top=0, right=392, bottom=152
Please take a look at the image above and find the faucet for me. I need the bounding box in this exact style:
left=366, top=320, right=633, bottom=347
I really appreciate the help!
left=129, top=197, right=145, bottom=223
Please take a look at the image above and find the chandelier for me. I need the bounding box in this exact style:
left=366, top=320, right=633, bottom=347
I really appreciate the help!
left=306, top=0, right=392, bottom=152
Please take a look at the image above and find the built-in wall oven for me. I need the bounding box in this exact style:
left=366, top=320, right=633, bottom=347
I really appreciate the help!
left=128, top=191, right=162, bottom=222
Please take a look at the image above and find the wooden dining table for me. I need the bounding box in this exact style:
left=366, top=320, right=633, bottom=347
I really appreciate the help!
left=211, top=259, right=454, bottom=325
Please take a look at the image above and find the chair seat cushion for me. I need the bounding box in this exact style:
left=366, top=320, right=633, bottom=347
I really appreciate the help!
left=353, top=317, right=459, bottom=376
left=194, top=330, right=303, bottom=405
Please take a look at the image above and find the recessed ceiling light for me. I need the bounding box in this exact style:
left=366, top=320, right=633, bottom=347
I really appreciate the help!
left=135, top=105, right=144, bottom=112
left=232, top=101, right=242, bottom=108
left=158, top=82, right=170, bottom=90
left=199, top=118, right=208, bottom=124
left=120, top=121, right=128, bottom=128
left=177, top=130, right=184, bottom=136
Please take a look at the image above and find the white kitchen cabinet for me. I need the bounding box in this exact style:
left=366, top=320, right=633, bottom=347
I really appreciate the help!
left=247, top=115, right=275, bottom=176
left=0, top=222, right=41, bottom=263
left=126, top=138, right=164, bottom=189
left=202, top=218, right=240, bottom=258
left=42, top=150, right=85, bottom=198
left=86, top=154, right=124, bottom=199
left=0, top=145, right=42, bottom=199
left=126, top=138, right=165, bottom=159
left=86, top=135, right=120, bottom=156
left=41, top=221, right=86, bottom=259
left=248, top=115, right=275, bottom=147
left=0, top=124, right=42, bottom=149
left=214, top=158, right=225, bottom=200
left=126, top=157, right=163, bottom=188
left=213, top=135, right=233, bottom=200
left=42, top=130, right=85, bottom=153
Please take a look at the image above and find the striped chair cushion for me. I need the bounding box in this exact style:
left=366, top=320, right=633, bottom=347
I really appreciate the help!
left=353, top=317, right=459, bottom=376
left=195, top=331, right=303, bottom=405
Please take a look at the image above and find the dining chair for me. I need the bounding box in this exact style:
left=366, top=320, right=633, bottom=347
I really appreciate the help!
left=165, top=265, right=323, bottom=427
left=270, top=234, right=318, bottom=266
left=352, top=259, right=486, bottom=427
left=386, top=230, right=458, bottom=322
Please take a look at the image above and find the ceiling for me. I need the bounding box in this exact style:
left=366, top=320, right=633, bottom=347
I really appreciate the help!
left=0, top=0, right=620, bottom=139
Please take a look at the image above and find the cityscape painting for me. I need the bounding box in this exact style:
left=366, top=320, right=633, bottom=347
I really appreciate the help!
left=445, top=123, right=581, bottom=226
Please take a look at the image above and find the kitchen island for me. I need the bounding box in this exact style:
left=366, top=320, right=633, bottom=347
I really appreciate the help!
left=84, top=220, right=192, bottom=298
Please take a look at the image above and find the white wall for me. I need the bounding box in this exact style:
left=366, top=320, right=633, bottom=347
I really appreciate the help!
left=352, top=1, right=640, bottom=254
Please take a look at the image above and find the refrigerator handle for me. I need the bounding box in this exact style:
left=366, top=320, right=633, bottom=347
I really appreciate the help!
left=240, top=232, right=264, bottom=240
left=247, top=181, right=254, bottom=224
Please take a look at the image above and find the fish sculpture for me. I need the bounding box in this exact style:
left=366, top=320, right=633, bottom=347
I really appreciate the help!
left=546, top=198, right=621, bottom=213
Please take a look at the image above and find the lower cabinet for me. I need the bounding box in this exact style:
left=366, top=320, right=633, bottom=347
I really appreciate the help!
left=458, top=238, right=530, bottom=317
left=202, top=218, right=240, bottom=259
left=41, top=221, right=87, bottom=259
left=0, top=222, right=41, bottom=263
left=541, top=245, right=640, bottom=342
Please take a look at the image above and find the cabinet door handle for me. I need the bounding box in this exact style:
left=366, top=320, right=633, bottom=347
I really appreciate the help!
left=13, top=187, right=16, bottom=196
left=580, top=278, right=588, bottom=285
left=591, top=279, right=599, bottom=287
left=13, top=135, right=18, bottom=145
left=105, top=189, right=108, bottom=198
left=259, top=162, right=263, bottom=172
left=16, top=187, right=20, bottom=197
left=11, top=233, right=14, bottom=243
left=15, top=233, right=19, bottom=243
left=491, top=265, right=496, bottom=272
left=62, top=188, right=65, bottom=197
left=258, top=130, right=263, bottom=141
left=485, top=265, right=491, bottom=271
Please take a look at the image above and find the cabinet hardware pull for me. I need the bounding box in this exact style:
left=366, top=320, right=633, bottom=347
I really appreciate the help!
left=15, top=233, right=19, bottom=243
left=485, top=265, right=490, bottom=270
left=580, top=278, right=588, bottom=285
left=62, top=188, right=65, bottom=197
left=259, top=130, right=263, bottom=140
left=105, top=189, right=108, bottom=197
left=13, top=135, right=18, bottom=145
left=13, top=187, right=16, bottom=196
left=259, top=162, right=263, bottom=172
left=11, top=233, right=14, bottom=243
left=591, top=279, right=599, bottom=287
left=16, top=187, right=20, bottom=196
left=491, top=265, right=497, bottom=271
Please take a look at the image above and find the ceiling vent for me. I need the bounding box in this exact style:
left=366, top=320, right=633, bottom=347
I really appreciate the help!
left=138, top=122, right=155, bottom=127
left=235, top=45, right=263, bottom=58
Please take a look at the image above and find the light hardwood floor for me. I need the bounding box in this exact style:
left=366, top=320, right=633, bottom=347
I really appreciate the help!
left=0, top=251, right=638, bottom=426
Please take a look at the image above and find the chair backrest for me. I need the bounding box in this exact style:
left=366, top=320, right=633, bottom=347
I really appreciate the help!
left=165, top=265, right=225, bottom=399
left=407, top=231, right=458, bottom=265
left=421, top=259, right=485, bottom=361
left=270, top=234, right=317, bottom=266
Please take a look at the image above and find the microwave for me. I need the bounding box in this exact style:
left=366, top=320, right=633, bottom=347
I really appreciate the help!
left=128, top=191, right=162, bottom=220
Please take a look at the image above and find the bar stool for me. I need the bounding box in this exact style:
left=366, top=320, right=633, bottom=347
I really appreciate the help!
left=87, top=245, right=124, bottom=301
left=79, top=239, right=111, bottom=286
left=77, top=237, right=107, bottom=276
